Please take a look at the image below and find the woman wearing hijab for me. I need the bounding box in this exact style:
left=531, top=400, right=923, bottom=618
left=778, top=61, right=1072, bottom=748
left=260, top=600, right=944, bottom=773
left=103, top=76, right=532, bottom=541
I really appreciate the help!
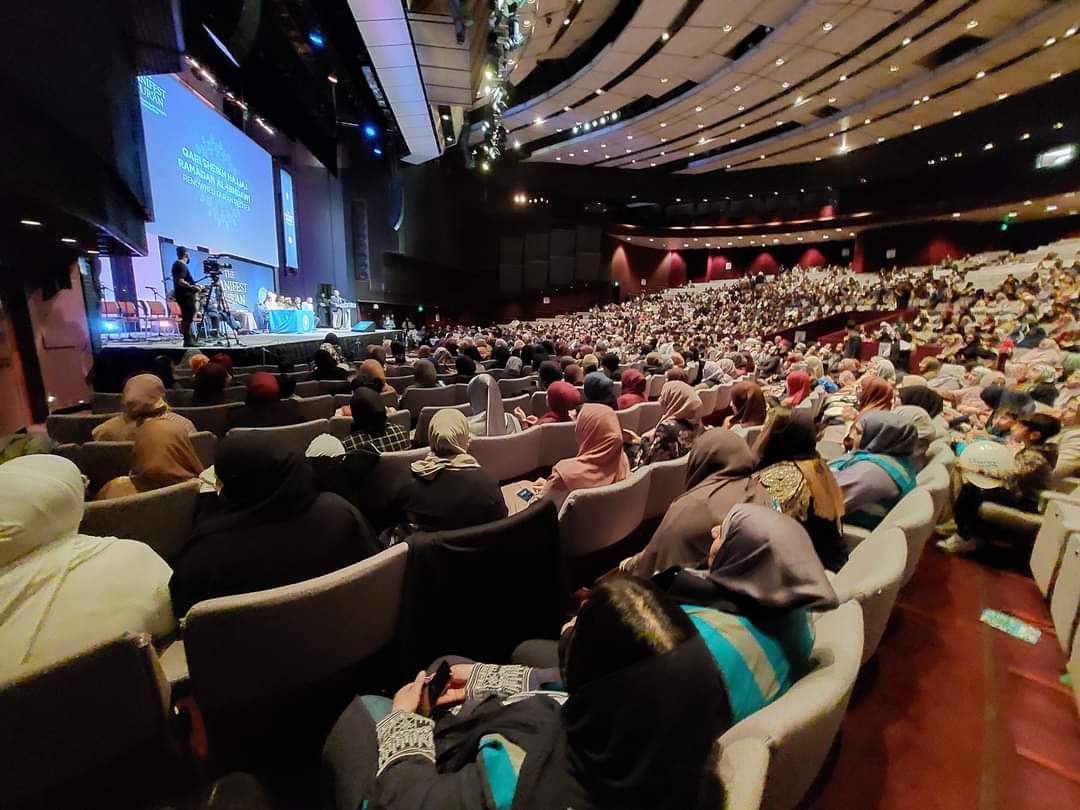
left=626, top=429, right=771, bottom=577
left=357, top=359, right=396, bottom=397
left=781, top=369, right=812, bottom=407
left=467, top=374, right=521, bottom=437
left=169, top=434, right=378, bottom=616
left=0, top=455, right=175, bottom=679
left=641, top=381, right=702, bottom=464
left=343, top=388, right=411, bottom=454
left=563, top=363, right=585, bottom=385
left=406, top=359, right=442, bottom=390
left=537, top=360, right=563, bottom=391
left=226, top=371, right=303, bottom=430
left=451, top=355, right=477, bottom=385
left=856, top=375, right=895, bottom=415
left=582, top=371, right=618, bottom=409
left=722, top=381, right=768, bottom=435
left=321, top=576, right=727, bottom=810
left=153, top=355, right=179, bottom=389
left=191, top=361, right=230, bottom=406
left=537, top=381, right=581, bottom=425
left=829, top=411, right=919, bottom=529
left=617, top=368, right=647, bottom=409
left=433, top=346, right=454, bottom=374
left=652, top=504, right=839, bottom=721
left=92, top=374, right=195, bottom=441
left=95, top=417, right=205, bottom=500
left=752, top=408, right=848, bottom=571
left=398, top=409, right=507, bottom=535
left=544, top=404, right=629, bottom=494
left=188, top=353, right=210, bottom=373
left=898, top=385, right=948, bottom=440
left=314, top=348, right=351, bottom=381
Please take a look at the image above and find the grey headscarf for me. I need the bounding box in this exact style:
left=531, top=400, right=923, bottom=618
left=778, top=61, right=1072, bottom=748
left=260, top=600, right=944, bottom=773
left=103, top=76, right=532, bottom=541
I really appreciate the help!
left=859, top=411, right=918, bottom=456
left=504, top=356, right=524, bottom=378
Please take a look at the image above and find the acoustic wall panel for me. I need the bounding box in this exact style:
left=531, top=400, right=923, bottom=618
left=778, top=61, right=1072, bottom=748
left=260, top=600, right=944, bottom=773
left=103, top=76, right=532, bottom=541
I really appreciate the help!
left=550, top=228, right=575, bottom=286
left=575, top=225, right=603, bottom=282
left=524, top=231, right=549, bottom=290
left=499, top=235, right=523, bottom=295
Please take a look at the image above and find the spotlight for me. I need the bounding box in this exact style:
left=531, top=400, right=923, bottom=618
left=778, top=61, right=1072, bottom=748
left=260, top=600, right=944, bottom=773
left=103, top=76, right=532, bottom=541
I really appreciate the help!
left=19, top=219, right=43, bottom=227
left=363, top=124, right=377, bottom=139
left=308, top=30, right=325, bottom=48
left=373, top=147, right=383, bottom=157
left=60, top=237, right=77, bottom=244
left=327, top=73, right=339, bottom=85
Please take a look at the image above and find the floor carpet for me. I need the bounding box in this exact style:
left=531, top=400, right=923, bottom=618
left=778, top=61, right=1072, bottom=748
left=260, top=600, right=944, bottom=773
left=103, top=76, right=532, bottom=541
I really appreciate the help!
left=805, top=549, right=1080, bottom=810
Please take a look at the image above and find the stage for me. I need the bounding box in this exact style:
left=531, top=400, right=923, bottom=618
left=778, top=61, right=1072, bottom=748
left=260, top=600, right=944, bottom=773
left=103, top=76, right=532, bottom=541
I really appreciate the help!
left=93, top=328, right=402, bottom=390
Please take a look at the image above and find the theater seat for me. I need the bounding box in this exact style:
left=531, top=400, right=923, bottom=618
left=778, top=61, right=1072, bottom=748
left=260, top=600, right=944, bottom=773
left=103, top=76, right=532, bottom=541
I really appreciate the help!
left=400, top=385, right=459, bottom=422
left=536, top=421, right=579, bottom=467
left=0, top=634, right=176, bottom=810
left=717, top=736, right=769, bottom=810
left=720, top=601, right=864, bottom=810
left=80, top=479, right=202, bottom=562
left=80, top=441, right=137, bottom=495
left=172, top=403, right=243, bottom=437
left=697, top=387, right=719, bottom=418
left=1031, top=498, right=1080, bottom=598
left=832, top=528, right=907, bottom=663
left=46, top=412, right=115, bottom=444
left=915, top=463, right=951, bottom=524
left=469, top=428, right=543, bottom=482
left=643, top=455, right=690, bottom=520
left=227, top=419, right=329, bottom=456
left=182, top=544, right=409, bottom=774
left=1050, top=533, right=1080, bottom=657
left=558, top=467, right=651, bottom=557
left=91, top=391, right=123, bottom=413
left=295, top=394, right=335, bottom=422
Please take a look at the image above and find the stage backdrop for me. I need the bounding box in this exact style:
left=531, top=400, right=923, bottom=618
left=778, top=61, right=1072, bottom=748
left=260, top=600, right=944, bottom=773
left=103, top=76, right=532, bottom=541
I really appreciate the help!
left=160, top=241, right=274, bottom=317
left=138, top=73, right=279, bottom=267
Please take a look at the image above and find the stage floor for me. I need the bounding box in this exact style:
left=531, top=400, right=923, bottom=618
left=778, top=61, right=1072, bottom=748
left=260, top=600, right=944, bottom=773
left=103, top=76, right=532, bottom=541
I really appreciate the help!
left=99, top=328, right=376, bottom=352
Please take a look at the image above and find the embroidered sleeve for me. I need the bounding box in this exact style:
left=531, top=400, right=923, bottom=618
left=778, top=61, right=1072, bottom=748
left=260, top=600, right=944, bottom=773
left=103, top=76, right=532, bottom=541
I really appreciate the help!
left=754, top=462, right=811, bottom=521
left=465, top=664, right=534, bottom=700
left=375, top=710, right=435, bottom=776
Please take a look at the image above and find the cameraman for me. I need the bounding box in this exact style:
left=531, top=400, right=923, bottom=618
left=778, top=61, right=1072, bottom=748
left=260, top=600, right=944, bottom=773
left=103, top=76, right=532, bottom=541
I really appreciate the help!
left=171, top=247, right=200, bottom=346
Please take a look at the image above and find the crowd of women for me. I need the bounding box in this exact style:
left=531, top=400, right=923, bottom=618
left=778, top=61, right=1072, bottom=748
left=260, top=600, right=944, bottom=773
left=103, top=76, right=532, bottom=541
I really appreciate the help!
left=1, top=247, right=1079, bottom=808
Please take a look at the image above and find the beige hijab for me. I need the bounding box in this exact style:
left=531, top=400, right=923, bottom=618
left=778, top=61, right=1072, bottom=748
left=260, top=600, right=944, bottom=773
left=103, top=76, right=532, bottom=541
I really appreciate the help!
left=411, top=409, right=482, bottom=480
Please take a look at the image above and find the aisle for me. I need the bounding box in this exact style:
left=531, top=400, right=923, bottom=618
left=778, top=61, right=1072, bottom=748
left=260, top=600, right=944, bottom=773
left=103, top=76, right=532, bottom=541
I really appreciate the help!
left=807, top=551, right=1080, bottom=810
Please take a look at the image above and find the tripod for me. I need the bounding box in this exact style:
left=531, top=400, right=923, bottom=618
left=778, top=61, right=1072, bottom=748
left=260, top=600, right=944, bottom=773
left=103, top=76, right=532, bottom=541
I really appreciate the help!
left=196, top=272, right=244, bottom=348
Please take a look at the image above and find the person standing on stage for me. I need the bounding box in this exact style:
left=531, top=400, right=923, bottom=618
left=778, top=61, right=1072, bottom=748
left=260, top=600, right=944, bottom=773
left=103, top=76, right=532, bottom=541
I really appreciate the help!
left=171, top=247, right=200, bottom=347
left=302, top=297, right=315, bottom=312
left=330, top=289, right=346, bottom=330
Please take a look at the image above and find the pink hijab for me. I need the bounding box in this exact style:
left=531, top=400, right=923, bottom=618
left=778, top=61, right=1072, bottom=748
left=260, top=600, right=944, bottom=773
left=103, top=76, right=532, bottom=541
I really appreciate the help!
left=549, top=404, right=629, bottom=490
left=658, top=381, right=702, bottom=423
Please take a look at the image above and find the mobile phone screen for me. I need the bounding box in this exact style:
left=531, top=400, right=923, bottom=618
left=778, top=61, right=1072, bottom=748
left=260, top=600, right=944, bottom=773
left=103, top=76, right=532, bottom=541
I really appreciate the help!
left=516, top=487, right=535, bottom=502
left=427, top=660, right=452, bottom=707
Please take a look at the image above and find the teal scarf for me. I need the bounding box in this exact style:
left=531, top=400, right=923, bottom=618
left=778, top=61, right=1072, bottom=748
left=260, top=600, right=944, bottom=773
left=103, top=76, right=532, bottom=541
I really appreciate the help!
left=829, top=451, right=917, bottom=495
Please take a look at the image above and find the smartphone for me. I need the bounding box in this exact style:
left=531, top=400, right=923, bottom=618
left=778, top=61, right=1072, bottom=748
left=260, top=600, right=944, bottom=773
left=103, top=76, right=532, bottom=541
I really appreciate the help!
left=426, top=660, right=452, bottom=708
left=516, top=487, right=536, bottom=502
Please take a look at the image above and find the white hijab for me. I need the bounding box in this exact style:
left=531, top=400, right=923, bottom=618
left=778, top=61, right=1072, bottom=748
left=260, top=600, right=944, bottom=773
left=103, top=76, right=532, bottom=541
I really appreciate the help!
left=466, top=373, right=521, bottom=437
left=0, top=455, right=175, bottom=678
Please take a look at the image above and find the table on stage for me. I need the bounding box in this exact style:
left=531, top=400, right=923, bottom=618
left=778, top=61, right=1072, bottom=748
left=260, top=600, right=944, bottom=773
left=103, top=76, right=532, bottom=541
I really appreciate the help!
left=267, top=309, right=317, bottom=334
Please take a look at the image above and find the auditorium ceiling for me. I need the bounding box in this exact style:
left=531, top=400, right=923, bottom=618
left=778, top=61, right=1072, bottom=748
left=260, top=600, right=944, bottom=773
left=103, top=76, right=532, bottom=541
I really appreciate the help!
left=477, top=0, right=1078, bottom=178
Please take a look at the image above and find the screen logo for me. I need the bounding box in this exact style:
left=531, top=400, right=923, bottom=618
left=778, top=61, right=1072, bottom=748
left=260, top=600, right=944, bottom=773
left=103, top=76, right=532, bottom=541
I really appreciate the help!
left=138, top=76, right=167, bottom=117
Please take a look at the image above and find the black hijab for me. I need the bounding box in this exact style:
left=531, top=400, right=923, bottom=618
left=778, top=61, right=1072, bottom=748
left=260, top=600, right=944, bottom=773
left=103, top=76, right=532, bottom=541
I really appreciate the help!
left=455, top=355, right=476, bottom=378
left=899, top=385, right=944, bottom=418
left=654, top=504, right=839, bottom=617
left=350, top=387, right=387, bottom=434
left=538, top=361, right=562, bottom=390
left=492, top=345, right=511, bottom=368
left=754, top=406, right=817, bottom=468
left=188, top=433, right=319, bottom=544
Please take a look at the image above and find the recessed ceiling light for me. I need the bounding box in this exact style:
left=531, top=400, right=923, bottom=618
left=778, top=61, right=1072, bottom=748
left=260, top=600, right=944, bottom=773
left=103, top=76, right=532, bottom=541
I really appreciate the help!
left=583, top=148, right=589, bottom=153
left=877, top=137, right=885, bottom=143
left=864, top=118, right=871, bottom=125
left=912, top=124, right=921, bottom=131
left=822, top=22, right=833, bottom=32
left=1053, top=121, right=1064, bottom=129
left=1024, top=199, right=1032, bottom=205
left=902, top=37, right=912, bottom=46
left=659, top=122, right=667, bottom=127
left=688, top=151, right=695, bottom=156
left=1050, top=72, right=1062, bottom=80
left=733, top=85, right=741, bottom=92
left=533, top=117, right=543, bottom=125
left=661, top=31, right=670, bottom=41
left=60, top=237, right=77, bottom=244
left=997, top=92, right=1008, bottom=101
left=782, top=81, right=790, bottom=89
left=564, top=106, right=571, bottom=112
left=775, top=120, right=783, bottom=126
left=889, top=65, right=900, bottom=72
left=625, top=148, right=631, bottom=153
left=975, top=71, right=986, bottom=79
left=627, top=135, right=633, bottom=140
left=723, top=24, right=733, bottom=32
left=19, top=219, right=43, bottom=227
left=952, top=212, right=961, bottom=218
left=966, top=19, right=979, bottom=30
left=650, top=163, right=656, bottom=167
left=555, top=156, right=561, bottom=161
left=660, top=77, right=669, bottom=83
left=737, top=105, right=745, bottom=111
left=1020, top=132, right=1031, bottom=140
left=839, top=74, right=847, bottom=81
left=1067, top=26, right=1078, bottom=37
left=660, top=137, right=666, bottom=142
left=600, top=143, right=606, bottom=148
left=569, top=152, right=575, bottom=157
left=1044, top=36, right=1056, bottom=47
left=1047, top=204, right=1059, bottom=212
left=828, top=97, right=837, bottom=103
left=775, top=58, right=785, bottom=66
left=660, top=151, right=665, bottom=156
left=953, top=110, right=962, bottom=117
left=983, top=142, right=994, bottom=150
left=595, top=88, right=604, bottom=95
left=698, top=123, right=704, bottom=129
left=86, top=249, right=100, bottom=255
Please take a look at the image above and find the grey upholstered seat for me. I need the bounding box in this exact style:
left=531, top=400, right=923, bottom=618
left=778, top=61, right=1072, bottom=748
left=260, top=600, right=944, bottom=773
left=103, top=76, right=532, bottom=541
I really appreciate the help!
left=831, top=528, right=907, bottom=662
left=46, top=412, right=116, bottom=444
left=227, top=419, right=330, bottom=456
left=80, top=479, right=202, bottom=561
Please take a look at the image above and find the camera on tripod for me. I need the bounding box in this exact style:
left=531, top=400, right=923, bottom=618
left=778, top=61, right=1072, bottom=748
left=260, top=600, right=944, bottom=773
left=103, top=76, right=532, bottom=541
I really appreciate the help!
left=203, top=255, right=232, bottom=277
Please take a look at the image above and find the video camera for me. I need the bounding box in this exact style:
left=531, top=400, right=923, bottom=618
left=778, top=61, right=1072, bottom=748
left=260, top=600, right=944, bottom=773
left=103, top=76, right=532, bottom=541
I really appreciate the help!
left=203, top=255, right=233, bottom=277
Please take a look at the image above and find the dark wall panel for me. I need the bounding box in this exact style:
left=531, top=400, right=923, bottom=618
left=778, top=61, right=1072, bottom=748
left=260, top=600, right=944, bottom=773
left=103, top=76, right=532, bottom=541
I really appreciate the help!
left=524, top=232, right=549, bottom=290
left=499, top=236, right=523, bottom=295
left=575, top=225, right=603, bottom=282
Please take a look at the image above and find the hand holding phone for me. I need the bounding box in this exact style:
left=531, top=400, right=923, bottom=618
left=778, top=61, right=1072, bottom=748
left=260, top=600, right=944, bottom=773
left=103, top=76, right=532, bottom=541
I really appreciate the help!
left=423, top=660, right=452, bottom=715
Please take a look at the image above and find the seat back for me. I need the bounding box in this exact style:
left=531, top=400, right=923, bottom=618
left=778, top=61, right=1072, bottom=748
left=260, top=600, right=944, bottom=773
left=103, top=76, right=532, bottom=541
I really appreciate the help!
left=227, top=420, right=329, bottom=456
left=46, top=412, right=115, bottom=445
left=643, top=454, right=690, bottom=520
left=716, top=737, right=769, bottom=810
left=388, top=409, right=411, bottom=432
left=645, top=374, right=665, bottom=399
left=317, top=380, right=352, bottom=396
left=293, top=380, right=320, bottom=398
left=536, top=421, right=579, bottom=467
left=501, top=393, right=530, bottom=417
left=172, top=403, right=243, bottom=436
left=558, top=468, right=652, bottom=557
left=816, top=440, right=844, bottom=462
left=81, top=441, right=135, bottom=494
left=329, top=415, right=352, bottom=440
left=1031, top=499, right=1080, bottom=598
left=399, top=385, right=459, bottom=421
left=413, top=403, right=471, bottom=448
left=91, top=392, right=123, bottom=414
left=616, top=405, right=642, bottom=433
left=0, top=634, right=174, bottom=810
left=926, top=439, right=955, bottom=468
left=713, top=383, right=733, bottom=412
left=223, top=386, right=248, bottom=403
left=917, top=462, right=951, bottom=522
left=469, top=428, right=544, bottom=481
left=1050, top=533, right=1080, bottom=657
left=720, top=601, right=864, bottom=810
left=697, top=387, right=718, bottom=417
left=529, top=390, right=548, bottom=417
left=743, top=426, right=762, bottom=447
left=635, top=400, right=663, bottom=432
left=165, top=388, right=193, bottom=407
left=80, top=479, right=202, bottom=561
left=381, top=390, right=400, bottom=409
left=295, top=394, right=335, bottom=422
left=497, top=376, right=536, bottom=397
left=183, top=545, right=409, bottom=768
left=388, top=375, right=415, bottom=395
left=832, top=528, right=907, bottom=662
left=878, top=487, right=935, bottom=586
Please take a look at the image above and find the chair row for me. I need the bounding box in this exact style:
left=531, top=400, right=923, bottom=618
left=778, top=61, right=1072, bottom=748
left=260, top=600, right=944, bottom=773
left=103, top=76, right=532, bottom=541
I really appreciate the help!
left=90, top=377, right=347, bottom=413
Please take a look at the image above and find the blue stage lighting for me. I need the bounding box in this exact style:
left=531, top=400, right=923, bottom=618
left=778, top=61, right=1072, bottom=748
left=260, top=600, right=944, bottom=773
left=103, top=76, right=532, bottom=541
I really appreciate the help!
left=373, top=147, right=383, bottom=156
left=308, top=30, right=325, bottom=48
left=363, top=124, right=378, bottom=139
left=101, top=321, right=119, bottom=332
